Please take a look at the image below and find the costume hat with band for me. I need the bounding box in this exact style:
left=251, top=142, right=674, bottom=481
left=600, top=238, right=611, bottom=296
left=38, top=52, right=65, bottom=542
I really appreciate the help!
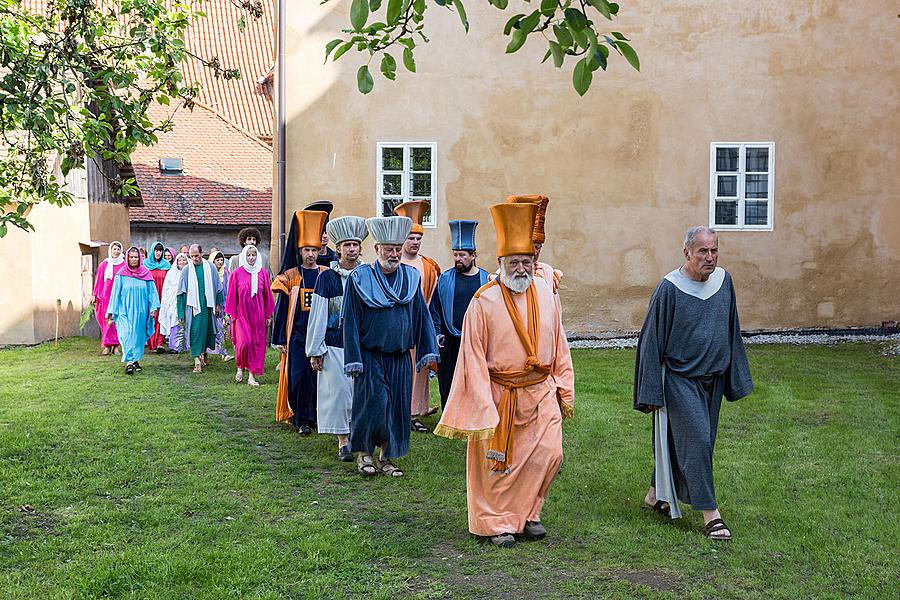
left=490, top=203, right=538, bottom=257
left=506, top=195, right=548, bottom=244
left=393, top=200, right=429, bottom=235
left=303, top=200, right=334, bottom=222
left=278, top=210, right=328, bottom=273
left=366, top=216, right=412, bottom=246
left=448, top=220, right=479, bottom=252
left=326, top=215, right=368, bottom=245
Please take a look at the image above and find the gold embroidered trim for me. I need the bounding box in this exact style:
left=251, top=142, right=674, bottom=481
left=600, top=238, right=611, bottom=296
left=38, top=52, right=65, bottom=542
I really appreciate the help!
left=433, top=424, right=495, bottom=442
left=559, top=401, right=574, bottom=419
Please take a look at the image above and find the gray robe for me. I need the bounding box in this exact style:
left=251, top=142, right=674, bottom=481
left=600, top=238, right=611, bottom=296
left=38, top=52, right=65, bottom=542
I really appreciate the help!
left=634, top=266, right=753, bottom=515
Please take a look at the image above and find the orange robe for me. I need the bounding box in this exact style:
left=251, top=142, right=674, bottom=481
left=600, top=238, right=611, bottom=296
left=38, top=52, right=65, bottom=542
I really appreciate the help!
left=435, top=278, right=574, bottom=537
left=402, top=253, right=441, bottom=416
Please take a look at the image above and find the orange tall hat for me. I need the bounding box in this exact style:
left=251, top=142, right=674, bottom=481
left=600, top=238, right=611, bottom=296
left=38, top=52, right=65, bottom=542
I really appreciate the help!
left=293, top=210, right=328, bottom=248
left=490, top=203, right=539, bottom=257
left=506, top=195, right=549, bottom=244
left=393, top=200, right=429, bottom=235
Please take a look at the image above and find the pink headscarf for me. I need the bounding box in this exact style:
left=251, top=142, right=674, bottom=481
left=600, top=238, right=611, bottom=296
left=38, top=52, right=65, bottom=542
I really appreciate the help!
left=120, top=246, right=154, bottom=281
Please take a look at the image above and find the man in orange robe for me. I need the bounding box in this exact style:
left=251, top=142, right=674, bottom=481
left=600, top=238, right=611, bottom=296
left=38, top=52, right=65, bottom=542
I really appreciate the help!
left=506, top=195, right=564, bottom=312
left=435, top=202, right=575, bottom=548
left=394, top=200, right=441, bottom=432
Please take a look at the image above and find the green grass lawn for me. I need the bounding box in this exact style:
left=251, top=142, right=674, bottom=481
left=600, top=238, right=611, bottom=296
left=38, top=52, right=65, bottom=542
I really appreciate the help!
left=0, top=339, right=897, bottom=599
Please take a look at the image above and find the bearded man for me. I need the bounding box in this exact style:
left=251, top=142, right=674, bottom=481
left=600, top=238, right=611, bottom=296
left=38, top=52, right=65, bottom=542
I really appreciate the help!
left=342, top=216, right=439, bottom=478
left=430, top=220, right=490, bottom=410
left=506, top=195, right=563, bottom=310
left=176, top=244, right=224, bottom=373
left=436, top=203, right=575, bottom=548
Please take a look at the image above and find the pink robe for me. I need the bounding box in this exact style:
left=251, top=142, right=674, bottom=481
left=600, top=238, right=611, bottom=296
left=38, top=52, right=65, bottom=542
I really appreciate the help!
left=93, top=259, right=125, bottom=346
left=435, top=278, right=575, bottom=537
left=401, top=254, right=441, bottom=416
left=225, top=267, right=275, bottom=375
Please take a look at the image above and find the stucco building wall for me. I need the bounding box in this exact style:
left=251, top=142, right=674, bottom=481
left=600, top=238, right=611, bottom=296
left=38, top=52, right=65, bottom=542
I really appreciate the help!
left=280, top=0, right=899, bottom=334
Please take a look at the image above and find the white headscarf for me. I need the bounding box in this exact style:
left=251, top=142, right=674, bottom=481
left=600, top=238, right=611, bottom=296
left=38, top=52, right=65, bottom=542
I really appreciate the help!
left=239, top=244, right=263, bottom=296
left=159, top=253, right=188, bottom=335
left=104, top=241, right=125, bottom=280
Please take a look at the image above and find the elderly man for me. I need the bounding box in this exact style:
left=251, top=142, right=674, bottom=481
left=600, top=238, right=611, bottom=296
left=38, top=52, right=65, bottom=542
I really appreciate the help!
left=393, top=200, right=441, bottom=432
left=342, top=216, right=439, bottom=478
left=436, top=203, right=575, bottom=548
left=634, top=226, right=753, bottom=541
left=506, top=195, right=563, bottom=303
left=272, top=210, right=329, bottom=434
left=430, top=220, right=490, bottom=410
left=306, top=215, right=368, bottom=462
left=176, top=244, right=224, bottom=373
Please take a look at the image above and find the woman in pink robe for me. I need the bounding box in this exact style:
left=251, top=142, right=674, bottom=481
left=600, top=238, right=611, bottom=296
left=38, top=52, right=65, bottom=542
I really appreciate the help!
left=92, top=241, right=125, bottom=355
left=225, top=245, right=274, bottom=386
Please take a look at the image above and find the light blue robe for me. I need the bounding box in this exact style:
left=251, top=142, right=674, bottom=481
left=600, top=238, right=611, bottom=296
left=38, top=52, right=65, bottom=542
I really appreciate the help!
left=107, top=275, right=160, bottom=363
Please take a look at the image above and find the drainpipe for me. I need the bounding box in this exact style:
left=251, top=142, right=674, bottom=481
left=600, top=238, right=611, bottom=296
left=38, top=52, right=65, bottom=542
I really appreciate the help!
left=276, top=0, right=287, bottom=267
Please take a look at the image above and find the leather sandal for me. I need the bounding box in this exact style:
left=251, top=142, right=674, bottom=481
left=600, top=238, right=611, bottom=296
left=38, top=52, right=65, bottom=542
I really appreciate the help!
left=703, top=518, right=732, bottom=540
left=357, top=455, right=378, bottom=476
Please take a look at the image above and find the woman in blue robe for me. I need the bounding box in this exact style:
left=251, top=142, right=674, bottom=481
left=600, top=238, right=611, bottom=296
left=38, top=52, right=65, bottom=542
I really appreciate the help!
left=106, top=247, right=161, bottom=375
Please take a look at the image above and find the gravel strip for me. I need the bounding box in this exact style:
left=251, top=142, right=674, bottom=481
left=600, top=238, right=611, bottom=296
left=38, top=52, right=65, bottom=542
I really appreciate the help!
left=569, top=332, right=900, bottom=350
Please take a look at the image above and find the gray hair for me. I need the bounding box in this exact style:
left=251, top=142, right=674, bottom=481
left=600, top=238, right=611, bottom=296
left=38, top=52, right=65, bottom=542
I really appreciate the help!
left=683, top=226, right=717, bottom=250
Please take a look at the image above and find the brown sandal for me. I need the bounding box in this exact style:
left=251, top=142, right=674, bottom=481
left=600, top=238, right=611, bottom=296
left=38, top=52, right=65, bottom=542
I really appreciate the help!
left=703, top=518, right=732, bottom=540
left=357, top=455, right=378, bottom=476
left=377, top=458, right=404, bottom=477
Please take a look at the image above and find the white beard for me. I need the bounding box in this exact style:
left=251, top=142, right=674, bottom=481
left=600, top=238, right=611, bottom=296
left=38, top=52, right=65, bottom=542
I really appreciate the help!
left=500, top=270, right=533, bottom=294
left=377, top=257, right=400, bottom=273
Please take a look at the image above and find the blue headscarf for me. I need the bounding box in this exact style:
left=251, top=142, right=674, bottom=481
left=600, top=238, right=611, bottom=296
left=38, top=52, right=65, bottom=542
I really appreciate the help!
left=143, top=240, right=171, bottom=270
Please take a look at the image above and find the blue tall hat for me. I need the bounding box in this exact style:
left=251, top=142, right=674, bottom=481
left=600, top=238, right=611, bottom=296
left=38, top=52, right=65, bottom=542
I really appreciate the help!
left=449, top=220, right=478, bottom=251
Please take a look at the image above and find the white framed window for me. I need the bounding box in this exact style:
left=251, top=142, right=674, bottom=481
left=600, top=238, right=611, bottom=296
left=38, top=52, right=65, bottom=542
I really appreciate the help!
left=376, top=142, right=437, bottom=227
left=709, top=142, right=774, bottom=230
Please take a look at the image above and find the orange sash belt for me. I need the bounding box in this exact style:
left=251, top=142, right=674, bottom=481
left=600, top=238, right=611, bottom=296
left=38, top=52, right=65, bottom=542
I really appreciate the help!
left=484, top=278, right=549, bottom=474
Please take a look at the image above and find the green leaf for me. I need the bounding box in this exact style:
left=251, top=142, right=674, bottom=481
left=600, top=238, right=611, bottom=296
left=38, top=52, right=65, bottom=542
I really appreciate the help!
left=387, top=0, right=403, bottom=24
left=403, top=47, right=417, bottom=72
left=611, top=31, right=629, bottom=41
left=541, top=49, right=552, bottom=64
left=540, top=0, right=557, bottom=17
left=564, top=8, right=587, bottom=31
left=453, top=0, right=469, bottom=33
left=237, top=15, right=247, bottom=31
left=608, top=2, right=619, bottom=14
left=350, top=0, right=369, bottom=31
left=593, top=49, right=607, bottom=70
left=553, top=23, right=573, bottom=48
left=617, top=41, right=640, bottom=71
left=588, top=0, right=611, bottom=20
left=549, top=41, right=564, bottom=67
left=571, top=26, right=588, bottom=50
left=333, top=41, right=354, bottom=61
left=489, top=0, right=509, bottom=8
left=325, top=38, right=343, bottom=60
left=504, top=14, right=525, bottom=36
left=573, top=57, right=593, bottom=96
left=369, top=0, right=383, bottom=10
left=506, top=29, right=527, bottom=54
left=157, top=95, right=170, bottom=105
left=380, top=53, right=397, bottom=80
left=357, top=64, right=374, bottom=93
left=520, top=10, right=541, bottom=34
left=413, top=0, right=425, bottom=14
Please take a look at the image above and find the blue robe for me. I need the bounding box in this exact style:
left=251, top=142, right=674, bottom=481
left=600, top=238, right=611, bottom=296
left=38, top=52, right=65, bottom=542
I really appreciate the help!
left=107, top=275, right=160, bottom=363
left=430, top=267, right=490, bottom=408
left=272, top=266, right=324, bottom=428
left=342, top=263, right=439, bottom=459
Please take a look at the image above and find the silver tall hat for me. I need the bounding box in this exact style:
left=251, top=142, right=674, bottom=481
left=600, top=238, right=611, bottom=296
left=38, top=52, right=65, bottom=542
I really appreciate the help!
left=365, top=216, right=412, bottom=245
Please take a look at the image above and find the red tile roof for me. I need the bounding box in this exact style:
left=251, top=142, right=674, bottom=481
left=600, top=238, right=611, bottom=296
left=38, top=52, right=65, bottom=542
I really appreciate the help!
left=128, top=103, right=272, bottom=225
left=182, top=0, right=275, bottom=142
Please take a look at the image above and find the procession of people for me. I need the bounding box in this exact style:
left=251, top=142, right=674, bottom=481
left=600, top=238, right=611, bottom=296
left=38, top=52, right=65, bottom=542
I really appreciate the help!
left=90, top=198, right=752, bottom=547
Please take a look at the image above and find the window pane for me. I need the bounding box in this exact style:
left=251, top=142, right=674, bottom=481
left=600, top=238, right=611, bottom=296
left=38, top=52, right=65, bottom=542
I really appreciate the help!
left=745, top=201, right=768, bottom=225
left=381, top=197, right=402, bottom=217
left=745, top=174, right=768, bottom=198
left=382, top=174, right=402, bottom=195
left=746, top=147, right=769, bottom=172
left=410, top=172, right=431, bottom=197
left=381, top=147, right=403, bottom=171
left=715, top=147, right=739, bottom=172
left=717, top=175, right=737, bottom=197
left=410, top=147, right=432, bottom=171
left=715, top=200, right=737, bottom=225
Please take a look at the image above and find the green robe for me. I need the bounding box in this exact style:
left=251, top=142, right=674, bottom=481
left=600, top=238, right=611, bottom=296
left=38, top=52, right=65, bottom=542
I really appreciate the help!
left=177, top=263, right=225, bottom=358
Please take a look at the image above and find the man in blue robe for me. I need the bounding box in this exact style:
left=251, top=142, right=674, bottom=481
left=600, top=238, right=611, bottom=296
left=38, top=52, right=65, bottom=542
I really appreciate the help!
left=342, top=216, right=439, bottom=478
left=430, top=220, right=490, bottom=410
left=634, top=226, right=754, bottom=541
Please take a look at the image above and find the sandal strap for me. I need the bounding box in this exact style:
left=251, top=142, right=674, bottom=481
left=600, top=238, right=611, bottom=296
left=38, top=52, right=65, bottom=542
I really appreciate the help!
left=704, top=518, right=730, bottom=535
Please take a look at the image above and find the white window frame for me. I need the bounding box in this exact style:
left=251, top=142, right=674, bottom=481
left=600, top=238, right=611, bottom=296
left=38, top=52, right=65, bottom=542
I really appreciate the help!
left=709, top=142, right=775, bottom=231
left=376, top=142, right=437, bottom=228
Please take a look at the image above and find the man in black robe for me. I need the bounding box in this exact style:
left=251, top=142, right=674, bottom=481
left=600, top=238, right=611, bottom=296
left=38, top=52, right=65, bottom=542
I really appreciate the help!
left=633, top=226, right=753, bottom=540
left=430, top=220, right=490, bottom=410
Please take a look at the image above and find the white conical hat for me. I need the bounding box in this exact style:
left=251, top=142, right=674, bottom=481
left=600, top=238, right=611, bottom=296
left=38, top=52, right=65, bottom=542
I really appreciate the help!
left=365, top=216, right=412, bottom=245
left=326, top=216, right=368, bottom=244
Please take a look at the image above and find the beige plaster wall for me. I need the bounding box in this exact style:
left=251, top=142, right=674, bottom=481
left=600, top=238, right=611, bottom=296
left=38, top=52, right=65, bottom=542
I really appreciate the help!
left=1, top=199, right=132, bottom=345
left=281, top=0, right=899, bottom=334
